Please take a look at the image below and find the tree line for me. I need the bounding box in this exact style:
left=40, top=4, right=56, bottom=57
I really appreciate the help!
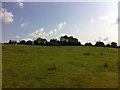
left=6, top=35, right=120, bottom=48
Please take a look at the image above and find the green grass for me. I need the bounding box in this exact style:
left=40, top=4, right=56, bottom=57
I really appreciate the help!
left=2, top=44, right=118, bottom=88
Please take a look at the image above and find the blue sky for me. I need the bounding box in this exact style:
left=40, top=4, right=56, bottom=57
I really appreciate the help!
left=1, top=1, right=119, bottom=45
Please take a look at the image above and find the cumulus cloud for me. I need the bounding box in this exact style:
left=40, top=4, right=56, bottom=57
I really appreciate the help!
left=17, top=0, right=24, bottom=8
left=22, top=38, right=33, bottom=41
left=76, top=30, right=79, bottom=33
left=54, top=29, right=57, bottom=33
left=16, top=35, right=20, bottom=39
left=103, top=37, right=109, bottom=41
left=98, top=13, right=116, bottom=20
left=29, top=22, right=66, bottom=40
left=96, top=37, right=102, bottom=42
left=99, top=15, right=109, bottom=20
left=98, top=13, right=117, bottom=25
left=21, top=22, right=29, bottom=27
left=48, top=30, right=53, bottom=35
left=58, top=22, right=66, bottom=30
left=94, top=36, right=110, bottom=43
left=29, top=28, right=45, bottom=38
left=0, top=8, right=14, bottom=24
left=90, top=18, right=94, bottom=23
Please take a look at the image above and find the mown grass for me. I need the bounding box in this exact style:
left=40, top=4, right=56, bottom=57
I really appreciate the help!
left=2, top=44, right=118, bottom=88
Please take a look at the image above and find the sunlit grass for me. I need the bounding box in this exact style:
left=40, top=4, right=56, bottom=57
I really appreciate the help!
left=2, top=44, right=118, bottom=88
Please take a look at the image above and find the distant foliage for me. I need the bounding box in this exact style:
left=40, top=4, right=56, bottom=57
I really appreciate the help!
left=50, top=39, right=60, bottom=46
left=111, top=42, right=117, bottom=48
left=106, top=44, right=111, bottom=47
left=60, top=35, right=81, bottom=46
left=34, top=38, right=47, bottom=45
left=26, top=40, right=33, bottom=45
left=6, top=35, right=119, bottom=48
left=84, top=42, right=93, bottom=46
left=9, top=40, right=17, bottom=44
left=19, top=40, right=26, bottom=44
left=95, top=41, right=105, bottom=47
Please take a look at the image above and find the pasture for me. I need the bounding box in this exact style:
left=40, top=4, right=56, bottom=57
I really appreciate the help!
left=2, top=44, right=118, bottom=88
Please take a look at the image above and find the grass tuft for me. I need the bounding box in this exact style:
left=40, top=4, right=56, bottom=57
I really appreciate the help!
left=48, top=64, right=56, bottom=70
left=83, top=52, right=90, bottom=55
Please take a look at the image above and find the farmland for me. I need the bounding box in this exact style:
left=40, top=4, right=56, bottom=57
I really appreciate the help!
left=2, top=44, right=118, bottom=88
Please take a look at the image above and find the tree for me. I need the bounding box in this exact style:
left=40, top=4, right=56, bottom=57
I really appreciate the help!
left=84, top=42, right=93, bottom=46
left=9, top=40, right=17, bottom=44
left=50, top=39, right=57, bottom=44
left=9, top=40, right=12, bottom=44
left=34, top=37, right=47, bottom=45
left=60, top=35, right=79, bottom=46
left=34, top=40, right=39, bottom=45
left=50, top=39, right=60, bottom=46
left=106, top=44, right=111, bottom=47
left=111, top=42, right=117, bottom=48
left=44, top=42, right=52, bottom=46
left=60, top=35, right=69, bottom=42
left=72, top=38, right=79, bottom=45
left=95, top=41, right=105, bottom=47
left=19, top=40, right=26, bottom=44
left=26, top=40, right=33, bottom=45
left=78, top=42, right=82, bottom=46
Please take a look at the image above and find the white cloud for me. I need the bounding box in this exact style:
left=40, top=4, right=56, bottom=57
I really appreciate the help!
left=60, top=33, right=73, bottom=37
left=16, top=35, right=20, bottom=39
left=17, top=0, right=24, bottom=8
left=76, top=30, right=79, bottom=33
left=21, top=22, right=29, bottom=27
left=58, top=22, right=66, bottom=30
left=98, top=12, right=117, bottom=25
left=54, top=29, right=57, bottom=33
left=93, top=36, right=112, bottom=45
left=29, top=28, right=45, bottom=39
left=29, top=22, right=66, bottom=40
left=95, top=37, right=103, bottom=42
left=99, top=16, right=109, bottom=20
left=22, top=38, right=33, bottom=41
left=90, top=18, right=94, bottom=23
left=48, top=30, right=53, bottom=35
left=81, top=12, right=118, bottom=44
left=94, top=36, right=110, bottom=42
left=103, top=37, right=109, bottom=41
left=0, top=8, right=14, bottom=24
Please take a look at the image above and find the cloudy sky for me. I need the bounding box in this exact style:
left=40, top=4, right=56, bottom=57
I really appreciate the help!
left=1, top=0, right=119, bottom=45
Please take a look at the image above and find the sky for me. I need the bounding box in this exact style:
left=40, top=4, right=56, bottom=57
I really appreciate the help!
left=1, top=0, right=119, bottom=45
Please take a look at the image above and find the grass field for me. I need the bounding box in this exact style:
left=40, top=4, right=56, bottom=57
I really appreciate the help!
left=2, top=44, right=118, bottom=88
